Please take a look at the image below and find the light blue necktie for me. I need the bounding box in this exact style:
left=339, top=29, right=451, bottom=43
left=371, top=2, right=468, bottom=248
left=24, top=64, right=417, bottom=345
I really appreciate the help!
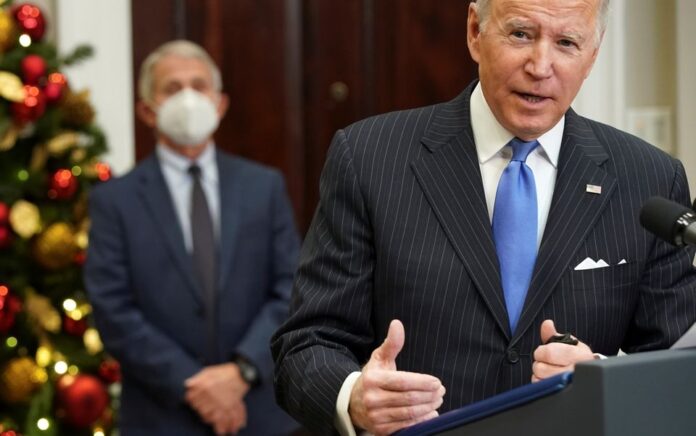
left=492, top=138, right=539, bottom=334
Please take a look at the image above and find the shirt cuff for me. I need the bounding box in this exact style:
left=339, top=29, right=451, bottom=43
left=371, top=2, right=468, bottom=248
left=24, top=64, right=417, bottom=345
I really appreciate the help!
left=593, top=353, right=608, bottom=360
left=335, top=371, right=363, bottom=436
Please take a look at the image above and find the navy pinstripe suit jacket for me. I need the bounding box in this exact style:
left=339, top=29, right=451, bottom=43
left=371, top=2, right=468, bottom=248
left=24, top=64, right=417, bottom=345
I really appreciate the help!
left=272, top=81, right=696, bottom=435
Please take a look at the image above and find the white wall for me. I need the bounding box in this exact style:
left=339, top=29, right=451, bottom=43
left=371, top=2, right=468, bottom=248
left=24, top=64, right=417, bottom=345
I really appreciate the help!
left=677, top=0, right=696, bottom=193
left=573, top=0, right=626, bottom=129
left=54, top=0, right=135, bottom=176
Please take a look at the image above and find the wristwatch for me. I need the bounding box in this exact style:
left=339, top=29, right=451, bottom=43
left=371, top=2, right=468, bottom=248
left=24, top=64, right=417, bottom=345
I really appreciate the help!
left=233, top=355, right=260, bottom=388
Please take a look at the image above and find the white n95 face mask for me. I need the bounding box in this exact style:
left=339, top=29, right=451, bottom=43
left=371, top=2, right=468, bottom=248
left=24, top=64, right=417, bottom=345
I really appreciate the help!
left=156, top=88, right=220, bottom=147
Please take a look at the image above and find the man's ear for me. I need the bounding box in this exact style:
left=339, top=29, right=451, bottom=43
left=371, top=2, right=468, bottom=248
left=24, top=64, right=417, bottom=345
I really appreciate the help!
left=467, top=2, right=482, bottom=64
left=136, top=100, right=157, bottom=128
left=216, top=93, right=229, bottom=119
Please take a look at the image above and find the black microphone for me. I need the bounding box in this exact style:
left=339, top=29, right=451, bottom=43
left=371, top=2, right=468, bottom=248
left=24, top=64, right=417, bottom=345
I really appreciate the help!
left=639, top=196, right=696, bottom=247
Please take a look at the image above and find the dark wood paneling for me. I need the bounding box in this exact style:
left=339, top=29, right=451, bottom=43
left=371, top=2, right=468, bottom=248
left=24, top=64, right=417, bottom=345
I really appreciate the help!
left=195, top=0, right=305, bottom=225
left=301, top=0, right=367, bottom=229
left=131, top=0, right=179, bottom=162
left=373, top=0, right=478, bottom=112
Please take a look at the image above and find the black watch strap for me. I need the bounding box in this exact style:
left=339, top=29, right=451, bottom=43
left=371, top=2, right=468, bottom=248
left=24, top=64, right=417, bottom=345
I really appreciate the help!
left=233, top=355, right=260, bottom=388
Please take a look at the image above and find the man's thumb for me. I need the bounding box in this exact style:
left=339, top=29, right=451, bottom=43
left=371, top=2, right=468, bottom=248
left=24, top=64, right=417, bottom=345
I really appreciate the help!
left=372, top=319, right=405, bottom=367
left=540, top=319, right=558, bottom=344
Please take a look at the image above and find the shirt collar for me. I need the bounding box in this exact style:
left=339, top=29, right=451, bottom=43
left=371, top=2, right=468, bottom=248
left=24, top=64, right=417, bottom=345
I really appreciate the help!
left=470, top=83, right=563, bottom=168
left=156, top=142, right=218, bottom=183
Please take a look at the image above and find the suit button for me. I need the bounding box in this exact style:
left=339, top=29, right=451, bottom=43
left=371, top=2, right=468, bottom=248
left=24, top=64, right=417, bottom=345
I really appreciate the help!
left=506, top=348, right=520, bottom=364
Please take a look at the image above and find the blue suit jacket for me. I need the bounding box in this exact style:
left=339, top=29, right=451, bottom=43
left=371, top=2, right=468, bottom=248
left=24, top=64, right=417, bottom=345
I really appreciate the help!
left=85, top=149, right=300, bottom=435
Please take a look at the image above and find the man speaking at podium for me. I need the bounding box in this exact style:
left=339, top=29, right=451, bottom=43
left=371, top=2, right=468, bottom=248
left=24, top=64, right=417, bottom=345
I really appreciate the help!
left=272, top=0, right=696, bottom=434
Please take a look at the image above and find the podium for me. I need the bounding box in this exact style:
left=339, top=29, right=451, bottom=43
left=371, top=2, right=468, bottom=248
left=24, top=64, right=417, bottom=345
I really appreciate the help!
left=400, top=349, right=696, bottom=436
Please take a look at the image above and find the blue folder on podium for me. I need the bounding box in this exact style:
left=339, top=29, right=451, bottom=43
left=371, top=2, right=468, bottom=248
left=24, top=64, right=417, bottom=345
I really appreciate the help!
left=395, top=372, right=573, bottom=436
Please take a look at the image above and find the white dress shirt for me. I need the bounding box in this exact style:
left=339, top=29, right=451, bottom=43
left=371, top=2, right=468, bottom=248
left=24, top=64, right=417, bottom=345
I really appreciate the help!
left=156, top=143, right=221, bottom=252
left=334, top=83, right=565, bottom=436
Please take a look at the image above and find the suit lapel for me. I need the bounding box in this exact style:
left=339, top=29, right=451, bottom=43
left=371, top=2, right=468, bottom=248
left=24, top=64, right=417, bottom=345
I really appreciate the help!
left=411, top=84, right=511, bottom=339
left=217, top=153, right=242, bottom=292
left=137, top=157, right=203, bottom=307
left=512, top=110, right=617, bottom=344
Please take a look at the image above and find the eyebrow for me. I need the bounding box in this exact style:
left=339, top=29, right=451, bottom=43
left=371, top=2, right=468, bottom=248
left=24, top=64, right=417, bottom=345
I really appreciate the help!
left=504, top=19, right=536, bottom=31
left=505, top=18, right=587, bottom=44
left=559, top=31, right=586, bottom=43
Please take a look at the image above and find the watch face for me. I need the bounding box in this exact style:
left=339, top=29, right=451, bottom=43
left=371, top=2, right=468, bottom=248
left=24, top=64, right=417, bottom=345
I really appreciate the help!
left=238, top=360, right=259, bottom=386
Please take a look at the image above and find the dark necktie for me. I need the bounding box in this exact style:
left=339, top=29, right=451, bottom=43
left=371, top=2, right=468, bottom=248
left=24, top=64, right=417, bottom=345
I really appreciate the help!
left=492, top=138, right=539, bottom=334
left=189, top=164, right=217, bottom=359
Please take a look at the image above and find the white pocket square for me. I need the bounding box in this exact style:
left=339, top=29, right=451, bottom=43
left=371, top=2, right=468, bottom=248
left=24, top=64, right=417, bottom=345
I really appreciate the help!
left=574, top=257, right=610, bottom=271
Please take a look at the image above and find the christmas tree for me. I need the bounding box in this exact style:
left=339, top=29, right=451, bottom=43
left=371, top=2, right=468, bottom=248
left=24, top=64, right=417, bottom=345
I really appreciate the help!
left=0, top=2, right=119, bottom=435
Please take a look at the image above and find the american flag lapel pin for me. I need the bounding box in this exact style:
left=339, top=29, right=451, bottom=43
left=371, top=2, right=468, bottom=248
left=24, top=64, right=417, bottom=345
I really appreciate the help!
left=586, top=184, right=602, bottom=194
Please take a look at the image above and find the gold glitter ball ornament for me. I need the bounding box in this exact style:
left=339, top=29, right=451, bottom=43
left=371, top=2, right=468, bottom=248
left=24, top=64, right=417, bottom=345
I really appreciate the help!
left=0, top=357, right=43, bottom=404
left=33, top=222, right=78, bottom=270
left=61, top=90, right=95, bottom=127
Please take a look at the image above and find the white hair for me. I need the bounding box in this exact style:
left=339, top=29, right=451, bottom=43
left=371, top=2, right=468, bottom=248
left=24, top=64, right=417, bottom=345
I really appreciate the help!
left=138, top=40, right=222, bottom=103
left=474, top=0, right=610, bottom=46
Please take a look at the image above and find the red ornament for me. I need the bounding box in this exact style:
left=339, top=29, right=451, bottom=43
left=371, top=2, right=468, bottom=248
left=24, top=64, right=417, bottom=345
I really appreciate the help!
left=0, top=226, right=12, bottom=250
left=13, top=3, right=46, bottom=41
left=48, top=169, right=78, bottom=200
left=0, top=285, right=22, bottom=334
left=44, top=73, right=67, bottom=103
left=62, top=315, right=88, bottom=337
left=56, top=374, right=109, bottom=428
left=11, top=85, right=46, bottom=124
left=95, top=162, right=112, bottom=182
left=20, top=54, right=46, bottom=84
left=98, top=360, right=121, bottom=384
left=0, top=431, right=20, bottom=436
left=0, top=202, right=8, bottom=224
left=73, top=250, right=86, bottom=266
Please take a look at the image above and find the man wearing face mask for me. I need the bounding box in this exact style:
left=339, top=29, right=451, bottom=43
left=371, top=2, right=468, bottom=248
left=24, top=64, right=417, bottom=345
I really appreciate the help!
left=84, top=40, right=301, bottom=435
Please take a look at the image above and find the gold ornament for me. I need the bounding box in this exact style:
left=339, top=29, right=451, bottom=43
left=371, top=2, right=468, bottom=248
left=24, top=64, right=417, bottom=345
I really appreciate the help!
left=0, top=72, right=25, bottom=102
left=83, top=328, right=103, bottom=355
left=0, top=357, right=43, bottom=404
left=71, top=147, right=87, bottom=163
left=33, top=222, right=78, bottom=270
left=61, top=90, right=95, bottom=127
left=0, top=123, right=18, bottom=151
left=47, top=131, right=80, bottom=156
left=0, top=9, right=15, bottom=52
left=25, top=290, right=61, bottom=333
left=75, top=227, right=88, bottom=250
left=9, top=200, right=42, bottom=238
left=29, top=144, right=48, bottom=172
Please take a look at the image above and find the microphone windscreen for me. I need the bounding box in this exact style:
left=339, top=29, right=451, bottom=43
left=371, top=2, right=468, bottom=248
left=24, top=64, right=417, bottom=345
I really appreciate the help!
left=639, top=196, right=691, bottom=244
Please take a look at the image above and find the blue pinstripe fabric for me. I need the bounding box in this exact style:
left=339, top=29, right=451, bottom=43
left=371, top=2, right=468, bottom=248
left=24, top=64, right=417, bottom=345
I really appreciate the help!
left=271, top=81, right=696, bottom=435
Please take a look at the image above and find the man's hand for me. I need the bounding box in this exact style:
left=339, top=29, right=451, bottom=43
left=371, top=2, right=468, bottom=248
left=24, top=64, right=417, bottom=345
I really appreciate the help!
left=185, top=363, right=250, bottom=435
left=349, top=320, right=445, bottom=436
left=532, top=320, right=595, bottom=382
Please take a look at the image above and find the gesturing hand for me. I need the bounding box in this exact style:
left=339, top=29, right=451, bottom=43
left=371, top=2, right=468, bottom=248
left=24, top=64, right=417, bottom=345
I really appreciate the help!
left=349, top=320, right=446, bottom=436
left=532, top=320, right=595, bottom=382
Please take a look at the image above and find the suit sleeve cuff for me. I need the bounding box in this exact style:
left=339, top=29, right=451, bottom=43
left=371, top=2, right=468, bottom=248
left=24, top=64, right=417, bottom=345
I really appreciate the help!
left=335, top=371, right=362, bottom=436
